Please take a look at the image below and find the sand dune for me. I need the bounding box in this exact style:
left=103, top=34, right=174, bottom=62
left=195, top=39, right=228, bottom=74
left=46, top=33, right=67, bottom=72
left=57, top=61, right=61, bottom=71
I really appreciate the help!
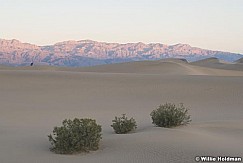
left=1, top=58, right=243, bottom=76
left=235, top=57, right=243, bottom=64
left=190, top=57, right=243, bottom=71
left=0, top=59, right=243, bottom=163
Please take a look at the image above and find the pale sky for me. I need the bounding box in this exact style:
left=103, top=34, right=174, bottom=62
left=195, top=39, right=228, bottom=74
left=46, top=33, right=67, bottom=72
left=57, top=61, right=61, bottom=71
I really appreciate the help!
left=1, top=0, right=243, bottom=53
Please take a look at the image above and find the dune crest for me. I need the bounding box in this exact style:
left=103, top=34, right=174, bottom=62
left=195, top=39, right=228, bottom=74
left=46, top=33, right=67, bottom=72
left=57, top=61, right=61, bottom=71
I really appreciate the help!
left=1, top=58, right=243, bottom=76
left=190, top=57, right=243, bottom=71
left=235, top=57, right=243, bottom=64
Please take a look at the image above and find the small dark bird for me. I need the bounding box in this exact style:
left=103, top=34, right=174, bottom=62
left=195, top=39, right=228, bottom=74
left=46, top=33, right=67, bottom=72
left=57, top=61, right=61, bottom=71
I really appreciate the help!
left=30, top=62, right=34, bottom=66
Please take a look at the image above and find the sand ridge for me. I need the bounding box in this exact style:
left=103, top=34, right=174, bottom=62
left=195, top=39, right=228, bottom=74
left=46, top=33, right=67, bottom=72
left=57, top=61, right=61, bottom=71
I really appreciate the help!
left=190, top=57, right=243, bottom=71
left=1, top=58, right=243, bottom=76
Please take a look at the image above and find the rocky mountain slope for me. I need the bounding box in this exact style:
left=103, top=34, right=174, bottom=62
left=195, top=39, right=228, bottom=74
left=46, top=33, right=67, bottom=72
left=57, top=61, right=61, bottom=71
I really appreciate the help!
left=0, top=39, right=242, bottom=67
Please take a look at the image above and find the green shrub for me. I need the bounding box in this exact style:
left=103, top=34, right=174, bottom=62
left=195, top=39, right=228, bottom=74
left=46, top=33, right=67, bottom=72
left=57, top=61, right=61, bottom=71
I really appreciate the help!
left=48, top=118, right=102, bottom=154
left=150, top=103, right=191, bottom=128
left=111, top=114, right=137, bottom=134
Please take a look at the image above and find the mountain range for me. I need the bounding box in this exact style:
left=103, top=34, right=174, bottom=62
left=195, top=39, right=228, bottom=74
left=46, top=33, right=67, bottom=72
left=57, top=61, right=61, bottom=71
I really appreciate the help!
left=0, top=39, right=242, bottom=67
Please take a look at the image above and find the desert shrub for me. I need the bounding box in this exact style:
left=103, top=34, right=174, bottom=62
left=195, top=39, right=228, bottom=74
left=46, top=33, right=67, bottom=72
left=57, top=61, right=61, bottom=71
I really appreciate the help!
left=150, top=103, right=191, bottom=128
left=48, top=118, right=102, bottom=154
left=111, top=114, right=137, bottom=134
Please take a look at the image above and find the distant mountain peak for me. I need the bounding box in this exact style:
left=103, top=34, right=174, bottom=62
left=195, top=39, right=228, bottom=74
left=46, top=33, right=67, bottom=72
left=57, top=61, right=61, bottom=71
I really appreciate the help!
left=173, top=43, right=191, bottom=48
left=57, top=40, right=77, bottom=44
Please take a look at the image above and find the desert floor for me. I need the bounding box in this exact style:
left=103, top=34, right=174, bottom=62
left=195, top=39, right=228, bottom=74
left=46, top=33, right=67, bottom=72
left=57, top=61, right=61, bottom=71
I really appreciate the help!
left=0, top=59, right=243, bottom=163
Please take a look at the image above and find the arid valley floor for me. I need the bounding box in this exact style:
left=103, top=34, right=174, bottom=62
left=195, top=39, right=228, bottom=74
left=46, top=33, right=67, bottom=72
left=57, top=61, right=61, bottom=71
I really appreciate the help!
left=0, top=58, right=243, bottom=163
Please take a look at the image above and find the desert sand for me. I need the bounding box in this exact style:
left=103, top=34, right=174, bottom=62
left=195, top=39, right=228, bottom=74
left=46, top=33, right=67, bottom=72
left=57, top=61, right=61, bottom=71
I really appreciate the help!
left=0, top=59, right=243, bottom=163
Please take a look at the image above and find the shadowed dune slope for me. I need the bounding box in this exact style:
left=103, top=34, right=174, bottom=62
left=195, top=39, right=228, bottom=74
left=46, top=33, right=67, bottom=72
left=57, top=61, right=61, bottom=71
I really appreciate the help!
left=190, top=57, right=243, bottom=71
left=235, top=57, right=243, bottom=64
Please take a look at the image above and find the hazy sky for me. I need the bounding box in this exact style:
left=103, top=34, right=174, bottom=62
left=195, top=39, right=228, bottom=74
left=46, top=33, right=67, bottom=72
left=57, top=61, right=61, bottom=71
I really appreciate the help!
left=1, top=0, right=243, bottom=53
